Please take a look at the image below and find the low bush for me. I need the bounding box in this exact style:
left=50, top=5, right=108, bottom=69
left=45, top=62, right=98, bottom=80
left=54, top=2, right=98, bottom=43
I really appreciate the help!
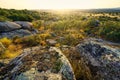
left=99, top=21, right=120, bottom=42
left=0, top=50, right=21, bottom=59
left=0, top=37, right=12, bottom=47
left=19, top=35, right=41, bottom=47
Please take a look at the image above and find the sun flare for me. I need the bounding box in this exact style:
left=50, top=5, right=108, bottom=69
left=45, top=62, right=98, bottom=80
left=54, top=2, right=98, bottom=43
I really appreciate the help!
left=0, top=0, right=120, bottom=9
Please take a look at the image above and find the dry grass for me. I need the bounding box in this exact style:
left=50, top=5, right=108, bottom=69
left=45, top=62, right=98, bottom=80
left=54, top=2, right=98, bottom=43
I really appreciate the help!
left=63, top=48, right=93, bottom=80
left=0, top=50, right=21, bottom=59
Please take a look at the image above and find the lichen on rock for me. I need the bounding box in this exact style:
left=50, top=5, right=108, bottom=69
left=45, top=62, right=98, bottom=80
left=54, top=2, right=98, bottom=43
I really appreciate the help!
left=0, top=46, right=75, bottom=80
left=75, top=40, right=120, bottom=80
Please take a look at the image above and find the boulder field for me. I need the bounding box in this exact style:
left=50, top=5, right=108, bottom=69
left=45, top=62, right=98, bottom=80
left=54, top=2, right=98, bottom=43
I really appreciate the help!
left=0, top=39, right=120, bottom=80
left=0, top=46, right=76, bottom=80
left=0, top=21, right=38, bottom=38
left=0, top=21, right=120, bottom=80
left=69, top=39, right=120, bottom=80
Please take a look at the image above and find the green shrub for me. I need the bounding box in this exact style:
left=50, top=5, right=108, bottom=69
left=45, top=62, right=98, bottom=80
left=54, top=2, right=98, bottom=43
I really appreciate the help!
left=99, top=21, right=120, bottom=42
left=32, top=20, right=44, bottom=29
left=18, top=35, right=41, bottom=47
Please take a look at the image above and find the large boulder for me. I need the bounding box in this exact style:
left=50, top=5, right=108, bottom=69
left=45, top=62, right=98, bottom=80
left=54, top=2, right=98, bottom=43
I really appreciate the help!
left=74, top=39, right=120, bottom=80
left=0, top=46, right=75, bottom=80
left=15, top=21, right=33, bottom=30
left=0, top=29, right=33, bottom=38
left=0, top=21, right=38, bottom=39
left=0, top=22, right=21, bottom=32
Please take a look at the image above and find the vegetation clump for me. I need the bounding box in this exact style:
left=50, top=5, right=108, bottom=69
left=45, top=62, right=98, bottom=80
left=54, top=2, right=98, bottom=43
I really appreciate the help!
left=99, top=21, right=120, bottom=42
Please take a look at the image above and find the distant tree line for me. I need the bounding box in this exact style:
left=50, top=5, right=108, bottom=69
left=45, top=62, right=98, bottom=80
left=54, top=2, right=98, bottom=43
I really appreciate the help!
left=0, top=8, right=41, bottom=21
left=83, top=8, right=120, bottom=13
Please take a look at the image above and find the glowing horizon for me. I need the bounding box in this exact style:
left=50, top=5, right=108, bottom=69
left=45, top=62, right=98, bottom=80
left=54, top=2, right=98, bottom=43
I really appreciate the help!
left=0, top=0, right=120, bottom=10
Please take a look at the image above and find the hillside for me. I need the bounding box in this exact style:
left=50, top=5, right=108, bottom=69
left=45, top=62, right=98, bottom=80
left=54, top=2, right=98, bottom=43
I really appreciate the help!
left=0, top=8, right=120, bottom=80
left=0, top=8, right=40, bottom=21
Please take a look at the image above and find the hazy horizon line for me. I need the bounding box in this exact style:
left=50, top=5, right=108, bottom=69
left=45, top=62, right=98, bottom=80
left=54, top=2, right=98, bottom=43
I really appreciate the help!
left=0, top=7, right=120, bottom=10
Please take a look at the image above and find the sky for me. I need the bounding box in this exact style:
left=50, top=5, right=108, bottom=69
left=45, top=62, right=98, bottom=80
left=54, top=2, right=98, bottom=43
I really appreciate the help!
left=0, top=0, right=120, bottom=9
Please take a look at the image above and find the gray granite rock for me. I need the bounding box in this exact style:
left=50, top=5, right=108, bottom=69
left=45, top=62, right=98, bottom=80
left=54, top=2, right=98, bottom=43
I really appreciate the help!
left=15, top=21, right=33, bottom=30
left=0, top=29, right=33, bottom=38
left=0, top=21, right=21, bottom=32
left=46, top=39, right=57, bottom=46
left=76, top=40, right=120, bottom=80
left=0, top=21, right=38, bottom=39
left=0, top=46, right=75, bottom=80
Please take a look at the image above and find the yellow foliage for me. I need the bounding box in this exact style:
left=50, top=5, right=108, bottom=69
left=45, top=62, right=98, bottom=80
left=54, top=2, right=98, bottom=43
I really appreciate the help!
left=80, top=29, right=84, bottom=33
left=55, top=43, right=60, bottom=47
left=16, top=44, right=22, bottom=50
left=14, top=38, right=21, bottom=44
left=78, top=34, right=85, bottom=39
left=71, top=33, right=84, bottom=39
left=39, top=26, right=44, bottom=31
left=40, top=41, right=46, bottom=46
left=39, top=33, right=51, bottom=40
left=0, top=50, right=21, bottom=59
left=0, top=37, right=12, bottom=47
left=8, top=44, right=16, bottom=51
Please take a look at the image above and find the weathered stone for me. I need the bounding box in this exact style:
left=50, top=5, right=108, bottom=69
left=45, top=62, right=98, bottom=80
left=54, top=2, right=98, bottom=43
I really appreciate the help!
left=0, top=29, right=32, bottom=38
left=0, top=21, right=21, bottom=32
left=94, top=20, right=100, bottom=27
left=15, top=21, right=33, bottom=30
left=50, top=32, right=57, bottom=37
left=0, top=21, right=38, bottom=39
left=46, top=39, right=57, bottom=46
left=0, top=46, right=75, bottom=80
left=75, top=40, right=120, bottom=80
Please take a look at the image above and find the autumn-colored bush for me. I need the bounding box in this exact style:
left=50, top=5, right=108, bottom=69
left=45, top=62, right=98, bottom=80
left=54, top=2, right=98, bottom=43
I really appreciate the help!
left=63, top=48, right=92, bottom=80
left=8, top=44, right=16, bottom=51
left=40, top=41, right=46, bottom=46
left=17, top=35, right=41, bottom=47
left=0, top=37, right=12, bottom=47
left=58, top=32, right=84, bottom=46
left=39, top=33, right=51, bottom=40
left=32, top=20, right=44, bottom=29
left=8, top=44, right=22, bottom=51
left=55, top=43, right=61, bottom=47
left=0, top=50, right=21, bottom=59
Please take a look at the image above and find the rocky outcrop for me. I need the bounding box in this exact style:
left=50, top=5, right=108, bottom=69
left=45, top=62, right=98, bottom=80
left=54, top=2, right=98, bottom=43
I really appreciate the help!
left=0, top=21, right=38, bottom=38
left=0, top=46, right=75, bottom=80
left=0, top=22, right=21, bottom=32
left=0, top=29, right=35, bottom=38
left=75, top=40, right=120, bottom=80
left=15, top=21, right=33, bottom=30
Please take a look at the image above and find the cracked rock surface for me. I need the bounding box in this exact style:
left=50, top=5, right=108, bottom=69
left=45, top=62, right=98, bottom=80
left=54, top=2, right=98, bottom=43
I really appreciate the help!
left=0, top=21, right=37, bottom=38
left=0, top=46, right=75, bottom=80
left=75, top=40, right=120, bottom=80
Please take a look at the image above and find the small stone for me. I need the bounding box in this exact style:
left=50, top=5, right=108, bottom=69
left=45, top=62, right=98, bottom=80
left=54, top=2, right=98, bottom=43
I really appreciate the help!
left=46, top=39, right=57, bottom=46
